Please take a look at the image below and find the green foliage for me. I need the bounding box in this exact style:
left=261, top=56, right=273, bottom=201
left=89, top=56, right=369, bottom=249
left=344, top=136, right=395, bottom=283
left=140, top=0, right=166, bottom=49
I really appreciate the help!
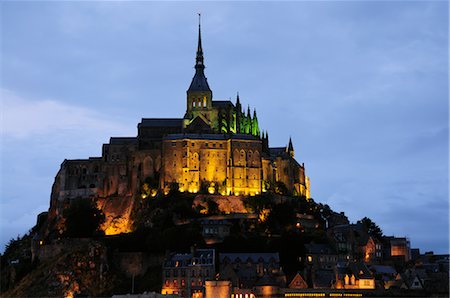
left=266, top=202, right=297, bottom=233
left=63, top=198, right=105, bottom=238
left=358, top=216, right=383, bottom=239
left=140, top=175, right=159, bottom=199
left=264, top=180, right=289, bottom=195
left=244, top=194, right=270, bottom=213
left=1, top=233, right=36, bottom=294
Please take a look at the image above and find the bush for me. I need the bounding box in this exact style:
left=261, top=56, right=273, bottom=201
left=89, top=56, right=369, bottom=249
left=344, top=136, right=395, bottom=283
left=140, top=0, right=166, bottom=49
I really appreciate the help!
left=63, top=198, right=105, bottom=238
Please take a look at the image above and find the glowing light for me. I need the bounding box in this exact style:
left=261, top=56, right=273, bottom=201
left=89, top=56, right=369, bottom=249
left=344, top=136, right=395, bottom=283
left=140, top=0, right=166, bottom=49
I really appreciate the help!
left=259, top=209, right=270, bottom=222
left=39, top=240, right=44, bottom=245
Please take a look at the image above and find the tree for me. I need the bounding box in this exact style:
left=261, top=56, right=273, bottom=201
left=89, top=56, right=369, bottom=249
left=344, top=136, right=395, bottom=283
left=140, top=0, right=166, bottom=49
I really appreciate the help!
left=63, top=198, right=105, bottom=238
left=358, top=217, right=383, bottom=239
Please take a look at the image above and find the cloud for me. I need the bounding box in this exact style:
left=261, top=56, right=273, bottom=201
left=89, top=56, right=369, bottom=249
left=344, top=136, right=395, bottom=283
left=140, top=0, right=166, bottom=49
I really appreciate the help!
left=0, top=89, right=136, bottom=252
left=1, top=88, right=132, bottom=139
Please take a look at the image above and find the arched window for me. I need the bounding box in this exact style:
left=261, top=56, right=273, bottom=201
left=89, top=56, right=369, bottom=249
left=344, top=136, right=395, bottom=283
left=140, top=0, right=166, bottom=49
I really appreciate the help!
left=240, top=150, right=246, bottom=166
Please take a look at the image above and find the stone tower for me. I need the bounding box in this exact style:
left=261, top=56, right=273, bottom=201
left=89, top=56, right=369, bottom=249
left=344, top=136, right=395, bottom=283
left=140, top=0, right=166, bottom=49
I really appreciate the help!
left=184, top=15, right=215, bottom=129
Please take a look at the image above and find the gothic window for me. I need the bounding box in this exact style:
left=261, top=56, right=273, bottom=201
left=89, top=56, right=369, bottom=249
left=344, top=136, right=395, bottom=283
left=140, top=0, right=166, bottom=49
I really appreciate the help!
left=240, top=149, right=246, bottom=166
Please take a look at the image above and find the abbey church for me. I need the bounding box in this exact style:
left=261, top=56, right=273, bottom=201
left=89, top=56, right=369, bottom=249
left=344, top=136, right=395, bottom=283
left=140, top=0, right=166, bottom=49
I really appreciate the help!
left=49, top=22, right=310, bottom=232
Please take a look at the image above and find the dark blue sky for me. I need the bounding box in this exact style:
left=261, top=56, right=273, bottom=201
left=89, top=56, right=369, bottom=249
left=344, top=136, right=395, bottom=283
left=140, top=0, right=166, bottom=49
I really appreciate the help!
left=1, top=1, right=448, bottom=253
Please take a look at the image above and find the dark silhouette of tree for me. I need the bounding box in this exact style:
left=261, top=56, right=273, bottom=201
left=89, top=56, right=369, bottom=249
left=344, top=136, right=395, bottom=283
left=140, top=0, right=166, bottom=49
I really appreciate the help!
left=63, top=198, right=105, bottom=238
left=206, top=199, right=220, bottom=215
left=358, top=217, right=383, bottom=239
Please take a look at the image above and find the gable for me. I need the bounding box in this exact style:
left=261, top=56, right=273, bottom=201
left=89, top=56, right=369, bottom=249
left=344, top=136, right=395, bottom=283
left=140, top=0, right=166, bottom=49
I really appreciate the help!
left=288, top=273, right=308, bottom=289
left=185, top=115, right=213, bottom=133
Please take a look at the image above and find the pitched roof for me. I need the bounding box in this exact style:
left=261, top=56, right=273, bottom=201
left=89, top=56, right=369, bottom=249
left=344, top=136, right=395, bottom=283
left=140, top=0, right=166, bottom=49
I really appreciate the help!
left=219, top=253, right=279, bottom=264
left=212, top=100, right=234, bottom=108
left=370, top=265, right=397, bottom=275
left=139, top=118, right=183, bottom=128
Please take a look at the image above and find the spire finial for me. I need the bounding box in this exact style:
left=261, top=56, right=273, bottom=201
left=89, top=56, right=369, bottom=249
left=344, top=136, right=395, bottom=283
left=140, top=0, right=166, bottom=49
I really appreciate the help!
left=195, top=13, right=204, bottom=70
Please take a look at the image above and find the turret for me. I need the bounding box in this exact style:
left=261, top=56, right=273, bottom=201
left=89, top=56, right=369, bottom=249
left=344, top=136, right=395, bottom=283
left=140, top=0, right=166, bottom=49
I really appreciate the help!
left=287, top=137, right=294, bottom=158
left=235, top=92, right=242, bottom=133
left=252, top=109, right=260, bottom=137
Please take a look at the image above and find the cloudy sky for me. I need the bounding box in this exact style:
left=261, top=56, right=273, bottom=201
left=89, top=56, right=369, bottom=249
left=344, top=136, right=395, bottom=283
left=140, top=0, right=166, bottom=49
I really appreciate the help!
left=1, top=1, right=448, bottom=254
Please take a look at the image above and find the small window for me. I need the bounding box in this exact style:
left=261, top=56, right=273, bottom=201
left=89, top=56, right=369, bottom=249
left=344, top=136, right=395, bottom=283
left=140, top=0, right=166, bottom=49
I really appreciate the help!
left=172, top=142, right=176, bottom=147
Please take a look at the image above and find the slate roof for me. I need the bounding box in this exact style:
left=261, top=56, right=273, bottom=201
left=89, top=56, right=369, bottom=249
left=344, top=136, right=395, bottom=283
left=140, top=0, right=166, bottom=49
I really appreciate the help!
left=370, top=265, right=397, bottom=275
left=199, top=219, right=232, bottom=226
left=109, top=137, right=137, bottom=145
left=220, top=253, right=279, bottom=264
left=188, top=71, right=211, bottom=92
left=269, top=147, right=287, bottom=156
left=336, top=261, right=373, bottom=279
left=139, top=118, right=183, bottom=128
left=164, top=133, right=227, bottom=140
left=212, top=100, right=234, bottom=108
left=163, top=133, right=259, bottom=141
left=165, top=248, right=214, bottom=268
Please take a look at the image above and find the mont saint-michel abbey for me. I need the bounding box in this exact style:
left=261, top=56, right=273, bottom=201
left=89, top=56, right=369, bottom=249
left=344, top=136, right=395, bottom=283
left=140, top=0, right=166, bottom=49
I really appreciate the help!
left=52, top=23, right=310, bottom=232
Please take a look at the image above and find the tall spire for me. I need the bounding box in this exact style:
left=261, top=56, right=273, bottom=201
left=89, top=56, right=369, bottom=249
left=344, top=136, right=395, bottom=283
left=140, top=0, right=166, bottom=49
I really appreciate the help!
left=188, top=13, right=211, bottom=93
left=195, top=13, right=204, bottom=70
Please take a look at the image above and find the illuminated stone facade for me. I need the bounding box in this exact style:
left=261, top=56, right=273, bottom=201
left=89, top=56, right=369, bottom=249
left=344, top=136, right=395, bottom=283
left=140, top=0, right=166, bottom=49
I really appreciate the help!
left=47, top=21, right=310, bottom=235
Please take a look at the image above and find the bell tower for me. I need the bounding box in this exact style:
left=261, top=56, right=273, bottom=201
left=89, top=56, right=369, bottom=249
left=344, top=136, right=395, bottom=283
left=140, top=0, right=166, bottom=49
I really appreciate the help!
left=185, top=14, right=213, bottom=120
